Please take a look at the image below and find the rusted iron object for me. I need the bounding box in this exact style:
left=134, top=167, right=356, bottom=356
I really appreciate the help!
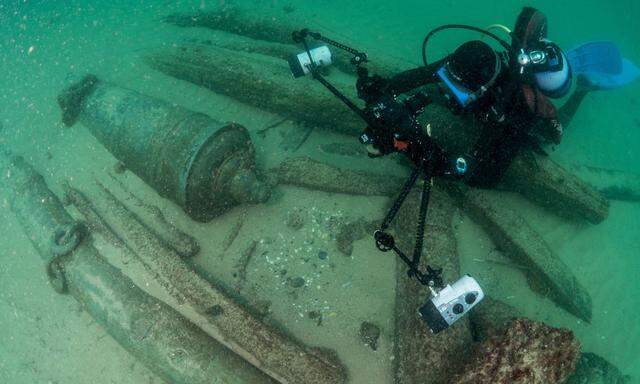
left=392, top=186, right=473, bottom=384
left=0, top=150, right=272, bottom=384
left=443, top=181, right=593, bottom=322
left=57, top=74, right=270, bottom=222
left=64, top=181, right=348, bottom=384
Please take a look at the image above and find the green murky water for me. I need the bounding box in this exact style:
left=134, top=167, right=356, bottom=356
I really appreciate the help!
left=1, top=1, right=638, bottom=383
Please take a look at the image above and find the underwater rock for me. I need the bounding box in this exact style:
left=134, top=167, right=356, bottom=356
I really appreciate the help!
left=568, top=163, right=640, bottom=203
left=222, top=210, right=247, bottom=254
left=234, top=240, right=258, bottom=292
left=274, top=156, right=404, bottom=196
left=443, top=181, right=593, bottom=322
left=0, top=151, right=271, bottom=384
left=145, top=44, right=366, bottom=136
left=359, top=321, right=381, bottom=351
left=566, top=352, right=631, bottom=384
left=163, top=5, right=404, bottom=76
left=57, top=74, right=270, bottom=222
left=500, top=151, right=609, bottom=224
left=392, top=186, right=473, bottom=384
left=65, top=182, right=347, bottom=384
left=453, top=318, right=581, bottom=384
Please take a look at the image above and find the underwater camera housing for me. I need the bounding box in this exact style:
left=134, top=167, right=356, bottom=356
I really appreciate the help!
left=420, top=275, right=484, bottom=333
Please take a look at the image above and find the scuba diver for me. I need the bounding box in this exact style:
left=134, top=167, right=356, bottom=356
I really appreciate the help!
left=290, top=6, right=638, bottom=333
left=357, top=6, right=639, bottom=187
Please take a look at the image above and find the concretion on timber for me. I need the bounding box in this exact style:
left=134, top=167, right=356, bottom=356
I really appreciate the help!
left=144, top=44, right=366, bottom=136
left=392, top=186, right=473, bottom=384
left=274, top=156, right=405, bottom=196
left=453, top=318, right=581, bottom=384
left=0, top=151, right=272, bottom=384
left=65, top=181, right=348, bottom=384
left=443, top=182, right=593, bottom=322
left=57, top=74, right=270, bottom=222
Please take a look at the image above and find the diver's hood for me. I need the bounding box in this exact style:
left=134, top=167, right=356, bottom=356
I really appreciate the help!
left=514, top=7, right=571, bottom=98
left=514, top=7, right=549, bottom=50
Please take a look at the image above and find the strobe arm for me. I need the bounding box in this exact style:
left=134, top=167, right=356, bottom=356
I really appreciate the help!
left=292, top=29, right=368, bottom=65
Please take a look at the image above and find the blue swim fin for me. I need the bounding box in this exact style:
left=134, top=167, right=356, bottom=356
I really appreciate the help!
left=567, top=41, right=640, bottom=90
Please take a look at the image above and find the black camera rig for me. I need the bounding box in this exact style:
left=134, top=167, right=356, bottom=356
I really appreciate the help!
left=292, top=29, right=447, bottom=289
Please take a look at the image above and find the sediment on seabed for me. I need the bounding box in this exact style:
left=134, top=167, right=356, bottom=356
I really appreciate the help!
left=0, top=150, right=273, bottom=384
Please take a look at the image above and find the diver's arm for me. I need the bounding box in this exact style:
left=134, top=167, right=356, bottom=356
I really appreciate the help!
left=557, top=90, right=589, bottom=128
left=387, top=59, right=446, bottom=94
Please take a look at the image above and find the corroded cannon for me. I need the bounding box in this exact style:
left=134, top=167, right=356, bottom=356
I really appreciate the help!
left=0, top=150, right=272, bottom=384
left=57, top=75, right=270, bottom=222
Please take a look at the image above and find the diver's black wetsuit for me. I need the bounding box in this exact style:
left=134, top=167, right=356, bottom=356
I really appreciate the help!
left=385, top=60, right=582, bottom=187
